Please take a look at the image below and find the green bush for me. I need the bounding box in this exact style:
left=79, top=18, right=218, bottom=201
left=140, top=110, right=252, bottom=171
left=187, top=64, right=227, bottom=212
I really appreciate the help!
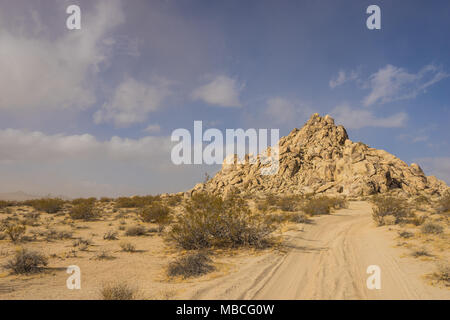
left=166, top=194, right=183, bottom=207
left=169, top=193, right=275, bottom=250
left=25, top=198, right=65, bottom=214
left=167, top=251, right=215, bottom=279
left=71, top=197, right=97, bottom=206
left=70, top=202, right=97, bottom=220
left=371, top=195, right=409, bottom=226
left=115, top=195, right=160, bottom=208
left=5, top=248, right=48, bottom=274
left=140, top=203, right=171, bottom=223
left=300, top=197, right=333, bottom=215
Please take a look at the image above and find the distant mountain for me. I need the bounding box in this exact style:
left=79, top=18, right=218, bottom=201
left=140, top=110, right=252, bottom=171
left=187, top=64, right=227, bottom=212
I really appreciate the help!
left=0, top=191, right=40, bottom=201
left=0, top=191, right=71, bottom=201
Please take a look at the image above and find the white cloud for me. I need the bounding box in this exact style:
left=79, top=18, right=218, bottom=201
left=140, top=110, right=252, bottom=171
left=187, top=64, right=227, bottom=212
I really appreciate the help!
left=265, top=97, right=313, bottom=125
left=415, top=157, right=450, bottom=184
left=0, top=128, right=194, bottom=197
left=0, top=128, right=171, bottom=163
left=0, top=0, right=125, bottom=111
left=331, top=104, right=408, bottom=129
left=329, top=70, right=359, bottom=88
left=191, top=75, right=243, bottom=107
left=93, top=77, right=172, bottom=127
left=143, top=124, right=161, bottom=134
left=363, top=64, right=449, bottom=106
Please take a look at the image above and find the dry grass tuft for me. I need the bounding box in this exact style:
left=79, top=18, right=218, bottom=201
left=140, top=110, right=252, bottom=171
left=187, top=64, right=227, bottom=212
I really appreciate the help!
left=167, top=251, right=215, bottom=279
left=125, top=225, right=147, bottom=236
left=103, top=230, right=119, bottom=240
left=421, top=222, right=444, bottom=235
left=5, top=248, right=48, bottom=274
left=100, top=282, right=139, bottom=300
left=119, top=241, right=136, bottom=252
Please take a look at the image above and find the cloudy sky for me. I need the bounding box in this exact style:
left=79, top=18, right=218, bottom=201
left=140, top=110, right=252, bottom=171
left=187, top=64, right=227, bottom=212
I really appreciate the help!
left=0, top=0, right=449, bottom=197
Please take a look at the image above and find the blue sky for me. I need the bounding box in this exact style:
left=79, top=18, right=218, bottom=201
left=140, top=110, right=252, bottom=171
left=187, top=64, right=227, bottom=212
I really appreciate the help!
left=0, top=0, right=449, bottom=197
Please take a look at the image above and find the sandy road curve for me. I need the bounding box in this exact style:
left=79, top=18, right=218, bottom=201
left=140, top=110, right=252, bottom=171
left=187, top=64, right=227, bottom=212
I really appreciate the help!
left=186, top=201, right=449, bottom=300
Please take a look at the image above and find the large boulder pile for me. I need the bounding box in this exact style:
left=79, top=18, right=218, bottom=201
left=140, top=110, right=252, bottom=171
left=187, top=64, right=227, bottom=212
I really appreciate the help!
left=191, top=113, right=448, bottom=198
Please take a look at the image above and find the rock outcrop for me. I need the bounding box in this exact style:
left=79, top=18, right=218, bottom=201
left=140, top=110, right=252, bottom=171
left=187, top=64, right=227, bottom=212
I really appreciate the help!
left=192, top=113, right=448, bottom=198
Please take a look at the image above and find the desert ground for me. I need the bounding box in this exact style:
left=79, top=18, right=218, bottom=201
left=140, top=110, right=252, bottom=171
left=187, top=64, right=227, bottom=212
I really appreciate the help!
left=0, top=194, right=448, bottom=300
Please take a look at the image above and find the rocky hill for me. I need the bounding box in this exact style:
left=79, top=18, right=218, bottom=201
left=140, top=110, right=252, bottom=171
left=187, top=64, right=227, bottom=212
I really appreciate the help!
left=192, top=113, right=448, bottom=198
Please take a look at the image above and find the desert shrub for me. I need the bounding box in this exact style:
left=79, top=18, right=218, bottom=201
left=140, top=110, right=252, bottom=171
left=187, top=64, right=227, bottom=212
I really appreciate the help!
left=140, top=203, right=171, bottom=223
left=25, top=198, right=65, bottom=214
left=70, top=202, right=97, bottom=220
left=167, top=251, right=215, bottom=279
left=398, top=231, right=414, bottom=239
left=431, top=263, right=450, bottom=285
left=73, top=238, right=92, bottom=247
left=300, top=197, right=332, bottom=215
left=421, top=222, right=444, bottom=235
left=383, top=215, right=397, bottom=225
left=5, top=248, right=48, bottom=274
left=45, top=228, right=73, bottom=241
left=0, top=200, right=15, bottom=209
left=21, top=212, right=41, bottom=227
left=120, top=241, right=136, bottom=252
left=371, top=195, right=409, bottom=226
left=94, top=250, right=115, bottom=260
left=100, top=282, right=138, bottom=300
left=125, top=225, right=147, bottom=236
left=288, top=213, right=311, bottom=224
left=276, top=196, right=301, bottom=212
left=409, top=213, right=427, bottom=226
left=115, top=195, right=160, bottom=208
left=169, top=193, right=275, bottom=250
left=72, top=197, right=97, bottom=206
left=140, top=203, right=171, bottom=231
left=325, top=197, right=348, bottom=209
left=411, top=247, right=431, bottom=258
left=166, top=194, right=182, bottom=207
left=2, top=223, right=26, bottom=243
left=103, top=230, right=119, bottom=240
left=265, top=213, right=288, bottom=224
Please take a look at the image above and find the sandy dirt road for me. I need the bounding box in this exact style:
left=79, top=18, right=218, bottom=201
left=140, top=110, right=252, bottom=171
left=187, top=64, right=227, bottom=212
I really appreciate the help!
left=185, top=201, right=449, bottom=300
